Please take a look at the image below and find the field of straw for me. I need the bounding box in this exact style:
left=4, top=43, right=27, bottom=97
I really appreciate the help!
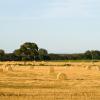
left=0, top=61, right=100, bottom=100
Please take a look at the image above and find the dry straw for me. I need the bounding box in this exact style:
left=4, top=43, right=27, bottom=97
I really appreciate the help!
left=85, top=66, right=92, bottom=70
left=0, top=68, right=3, bottom=72
left=2, top=64, right=6, bottom=69
left=94, top=66, right=100, bottom=71
left=6, top=66, right=13, bottom=71
left=49, top=66, right=55, bottom=73
left=57, top=73, right=67, bottom=80
left=29, top=66, right=34, bottom=70
left=97, top=66, right=100, bottom=71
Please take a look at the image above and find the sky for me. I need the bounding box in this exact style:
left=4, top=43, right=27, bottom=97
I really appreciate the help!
left=0, top=0, right=100, bottom=53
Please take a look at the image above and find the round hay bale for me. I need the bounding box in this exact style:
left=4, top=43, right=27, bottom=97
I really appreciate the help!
left=0, top=68, right=3, bottom=72
left=6, top=66, right=13, bottom=71
left=57, top=73, right=67, bottom=80
left=49, top=66, right=55, bottom=73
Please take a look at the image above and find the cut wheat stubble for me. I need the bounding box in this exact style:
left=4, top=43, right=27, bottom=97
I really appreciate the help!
left=49, top=66, right=55, bottom=74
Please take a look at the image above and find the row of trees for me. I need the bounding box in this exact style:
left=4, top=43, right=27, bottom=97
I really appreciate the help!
left=49, top=50, right=100, bottom=60
left=0, top=42, right=100, bottom=61
left=0, top=42, right=49, bottom=61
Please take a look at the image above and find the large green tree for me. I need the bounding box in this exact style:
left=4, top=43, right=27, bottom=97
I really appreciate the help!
left=14, top=42, right=39, bottom=60
left=20, top=42, right=38, bottom=56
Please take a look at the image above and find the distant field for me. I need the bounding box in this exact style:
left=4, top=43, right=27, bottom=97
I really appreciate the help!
left=0, top=61, right=100, bottom=100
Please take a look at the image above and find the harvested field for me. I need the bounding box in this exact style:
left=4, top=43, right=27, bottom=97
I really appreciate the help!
left=0, top=61, right=100, bottom=100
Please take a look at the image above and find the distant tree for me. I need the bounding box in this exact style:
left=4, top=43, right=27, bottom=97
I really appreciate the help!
left=0, top=49, right=5, bottom=61
left=84, top=50, right=92, bottom=59
left=0, top=49, right=5, bottom=56
left=90, top=50, right=100, bottom=60
left=39, top=48, right=48, bottom=55
left=13, top=49, right=22, bottom=56
left=39, top=48, right=49, bottom=60
left=3, top=53, right=21, bottom=61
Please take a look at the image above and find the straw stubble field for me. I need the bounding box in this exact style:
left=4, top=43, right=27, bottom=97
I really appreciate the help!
left=0, top=61, right=100, bottom=100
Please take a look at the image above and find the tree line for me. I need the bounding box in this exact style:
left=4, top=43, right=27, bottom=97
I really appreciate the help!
left=0, top=42, right=100, bottom=61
